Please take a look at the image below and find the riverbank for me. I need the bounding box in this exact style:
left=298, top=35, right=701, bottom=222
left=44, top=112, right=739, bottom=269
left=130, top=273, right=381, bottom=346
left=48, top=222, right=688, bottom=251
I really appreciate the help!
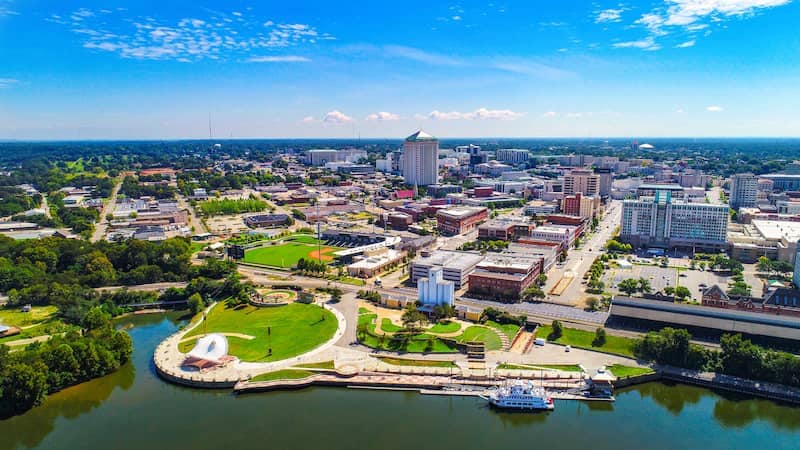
left=6, top=312, right=800, bottom=450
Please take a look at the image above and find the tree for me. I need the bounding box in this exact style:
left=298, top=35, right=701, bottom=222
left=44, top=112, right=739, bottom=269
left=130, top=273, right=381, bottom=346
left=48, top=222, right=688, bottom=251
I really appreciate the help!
left=757, top=256, right=772, bottom=274
left=593, top=327, right=607, bottom=346
left=187, top=293, right=204, bottom=315
left=674, top=286, right=691, bottom=301
left=401, top=305, right=427, bottom=331
left=522, top=286, right=545, bottom=301
left=664, top=286, right=676, bottom=296
left=586, top=297, right=600, bottom=311
left=638, top=277, right=652, bottom=294
left=2, top=363, right=49, bottom=415
left=536, top=273, right=548, bottom=287
left=82, top=306, right=110, bottom=332
left=550, top=320, right=563, bottom=340
left=618, top=278, right=640, bottom=296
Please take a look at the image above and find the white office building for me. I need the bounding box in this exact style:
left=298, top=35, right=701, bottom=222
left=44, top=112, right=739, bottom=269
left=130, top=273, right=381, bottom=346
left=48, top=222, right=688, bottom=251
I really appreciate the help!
left=403, top=130, right=439, bottom=187
left=729, top=173, right=758, bottom=210
left=496, top=148, right=530, bottom=165
left=621, top=187, right=729, bottom=250
left=418, top=267, right=455, bottom=307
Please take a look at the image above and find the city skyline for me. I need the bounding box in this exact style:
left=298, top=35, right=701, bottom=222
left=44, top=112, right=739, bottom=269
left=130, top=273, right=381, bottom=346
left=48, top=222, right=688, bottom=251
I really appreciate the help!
left=1, top=0, right=799, bottom=139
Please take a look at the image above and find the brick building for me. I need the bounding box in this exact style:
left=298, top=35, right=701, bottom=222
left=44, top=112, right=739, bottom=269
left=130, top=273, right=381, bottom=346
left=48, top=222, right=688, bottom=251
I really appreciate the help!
left=436, top=206, right=488, bottom=236
left=468, top=254, right=541, bottom=300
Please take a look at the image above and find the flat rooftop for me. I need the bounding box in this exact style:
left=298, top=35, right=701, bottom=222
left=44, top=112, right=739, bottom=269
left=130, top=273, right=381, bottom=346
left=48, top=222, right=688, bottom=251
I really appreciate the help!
left=751, top=219, right=800, bottom=241
left=437, top=206, right=487, bottom=219
left=413, top=250, right=484, bottom=271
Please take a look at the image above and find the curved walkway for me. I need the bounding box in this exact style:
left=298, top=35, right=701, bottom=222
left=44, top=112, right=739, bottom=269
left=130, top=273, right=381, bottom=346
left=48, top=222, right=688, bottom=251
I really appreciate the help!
left=153, top=301, right=347, bottom=388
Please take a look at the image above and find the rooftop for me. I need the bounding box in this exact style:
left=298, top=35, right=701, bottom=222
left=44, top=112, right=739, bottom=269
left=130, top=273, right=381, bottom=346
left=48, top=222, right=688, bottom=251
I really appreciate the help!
left=414, top=250, right=484, bottom=271
left=437, top=206, right=487, bottom=219
left=405, top=130, right=437, bottom=142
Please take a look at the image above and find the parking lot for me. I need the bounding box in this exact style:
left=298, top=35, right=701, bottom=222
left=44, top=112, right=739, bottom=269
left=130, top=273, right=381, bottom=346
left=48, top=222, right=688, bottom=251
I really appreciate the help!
left=604, top=263, right=735, bottom=302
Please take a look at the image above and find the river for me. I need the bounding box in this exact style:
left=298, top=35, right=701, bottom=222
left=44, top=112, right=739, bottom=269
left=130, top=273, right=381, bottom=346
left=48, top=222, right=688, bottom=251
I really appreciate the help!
left=2, top=313, right=798, bottom=450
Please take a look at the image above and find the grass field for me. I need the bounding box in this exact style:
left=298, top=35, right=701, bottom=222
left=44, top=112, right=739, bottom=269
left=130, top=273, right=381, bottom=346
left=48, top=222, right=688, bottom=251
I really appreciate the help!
left=283, top=234, right=322, bottom=244
left=608, top=364, right=654, bottom=377
left=357, top=314, right=458, bottom=353
left=535, top=325, right=635, bottom=357
left=428, top=321, right=461, bottom=334
left=294, top=360, right=335, bottom=370
left=180, top=303, right=337, bottom=362
left=456, top=326, right=503, bottom=351
left=0, top=305, right=59, bottom=327
left=380, top=318, right=403, bottom=333
left=250, top=369, right=315, bottom=382
left=0, top=305, right=77, bottom=344
left=486, top=321, right=520, bottom=340
left=378, top=357, right=457, bottom=368
left=243, top=242, right=342, bottom=268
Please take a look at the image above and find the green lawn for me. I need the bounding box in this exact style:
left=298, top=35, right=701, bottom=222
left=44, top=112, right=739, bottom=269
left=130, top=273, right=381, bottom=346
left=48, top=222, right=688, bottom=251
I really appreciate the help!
left=250, top=369, right=315, bottom=382
left=358, top=307, right=372, bottom=315
left=358, top=314, right=458, bottom=353
left=180, top=303, right=337, bottom=362
left=535, top=325, right=635, bottom=357
left=378, top=357, right=457, bottom=368
left=295, top=360, right=335, bottom=370
left=456, top=326, right=503, bottom=351
left=284, top=234, right=323, bottom=244
left=486, top=321, right=520, bottom=341
left=0, top=305, right=59, bottom=327
left=243, top=242, right=341, bottom=268
left=0, top=305, right=77, bottom=344
left=190, top=242, right=207, bottom=253
left=380, top=318, right=403, bottom=333
left=608, top=364, right=654, bottom=377
left=428, top=321, right=461, bottom=334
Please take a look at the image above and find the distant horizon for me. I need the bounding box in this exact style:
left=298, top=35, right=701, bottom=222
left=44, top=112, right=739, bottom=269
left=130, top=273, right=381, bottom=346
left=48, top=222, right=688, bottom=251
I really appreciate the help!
left=4, top=136, right=800, bottom=144
left=2, top=1, right=800, bottom=139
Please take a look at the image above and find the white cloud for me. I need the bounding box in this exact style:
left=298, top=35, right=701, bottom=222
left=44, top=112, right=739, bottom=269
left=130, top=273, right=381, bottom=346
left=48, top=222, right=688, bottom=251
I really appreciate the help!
left=55, top=8, right=333, bottom=62
left=426, top=108, right=523, bottom=121
left=0, top=78, right=20, bottom=88
left=566, top=112, right=584, bottom=118
left=246, top=55, right=310, bottom=63
left=451, top=15, right=462, bottom=21
left=366, top=111, right=400, bottom=121
left=301, top=116, right=316, bottom=123
left=676, top=108, right=686, bottom=113
left=542, top=111, right=558, bottom=118
left=383, top=45, right=464, bottom=67
left=596, top=8, right=624, bottom=23
left=616, top=0, right=792, bottom=50
left=322, top=110, right=353, bottom=124
left=613, top=37, right=662, bottom=51
left=0, top=1, right=18, bottom=17
left=706, top=105, right=724, bottom=112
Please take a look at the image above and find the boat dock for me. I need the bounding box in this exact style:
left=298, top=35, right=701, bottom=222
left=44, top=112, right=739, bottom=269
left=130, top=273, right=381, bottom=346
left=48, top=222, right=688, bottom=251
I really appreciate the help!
left=235, top=371, right=614, bottom=402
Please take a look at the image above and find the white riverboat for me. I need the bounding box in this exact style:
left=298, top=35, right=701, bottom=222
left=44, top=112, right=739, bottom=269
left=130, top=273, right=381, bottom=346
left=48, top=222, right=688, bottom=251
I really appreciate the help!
left=483, top=380, right=555, bottom=411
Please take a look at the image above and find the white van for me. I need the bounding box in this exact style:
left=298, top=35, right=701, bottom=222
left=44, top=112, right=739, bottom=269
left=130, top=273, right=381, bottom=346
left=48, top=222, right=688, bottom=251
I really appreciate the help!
left=534, top=338, right=546, bottom=346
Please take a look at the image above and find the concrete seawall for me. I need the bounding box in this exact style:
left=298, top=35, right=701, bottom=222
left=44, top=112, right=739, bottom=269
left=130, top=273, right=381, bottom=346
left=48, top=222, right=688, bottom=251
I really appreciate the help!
left=612, top=367, right=800, bottom=405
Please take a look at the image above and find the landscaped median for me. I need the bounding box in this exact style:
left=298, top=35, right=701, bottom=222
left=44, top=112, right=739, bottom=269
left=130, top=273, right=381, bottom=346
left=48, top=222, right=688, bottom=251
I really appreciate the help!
left=358, top=311, right=517, bottom=354
left=535, top=324, right=636, bottom=357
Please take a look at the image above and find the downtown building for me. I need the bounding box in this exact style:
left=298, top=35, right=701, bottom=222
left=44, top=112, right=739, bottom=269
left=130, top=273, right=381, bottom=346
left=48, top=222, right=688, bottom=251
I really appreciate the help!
left=563, top=169, right=600, bottom=196
left=729, top=173, right=758, bottom=210
left=436, top=206, right=489, bottom=236
left=621, top=187, right=729, bottom=251
left=402, top=130, right=439, bottom=187
left=495, top=148, right=531, bottom=165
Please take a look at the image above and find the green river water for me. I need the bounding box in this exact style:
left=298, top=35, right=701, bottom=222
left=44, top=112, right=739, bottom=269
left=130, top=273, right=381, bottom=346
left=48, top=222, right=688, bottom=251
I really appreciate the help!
left=1, top=313, right=798, bottom=450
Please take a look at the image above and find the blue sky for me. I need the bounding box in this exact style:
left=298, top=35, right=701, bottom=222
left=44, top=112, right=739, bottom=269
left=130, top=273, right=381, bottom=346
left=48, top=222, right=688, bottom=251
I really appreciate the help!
left=1, top=0, right=799, bottom=139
